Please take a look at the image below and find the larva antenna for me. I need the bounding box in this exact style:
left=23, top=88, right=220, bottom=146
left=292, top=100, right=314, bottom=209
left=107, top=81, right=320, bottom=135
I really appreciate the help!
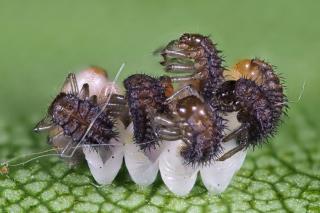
left=0, top=148, right=58, bottom=167
left=6, top=153, right=60, bottom=167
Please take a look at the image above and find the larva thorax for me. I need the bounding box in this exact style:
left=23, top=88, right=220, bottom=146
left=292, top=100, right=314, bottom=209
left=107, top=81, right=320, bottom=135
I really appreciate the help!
left=49, top=93, right=117, bottom=146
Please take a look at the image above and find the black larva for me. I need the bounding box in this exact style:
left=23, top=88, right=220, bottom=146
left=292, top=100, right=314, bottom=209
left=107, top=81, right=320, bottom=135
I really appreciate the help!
left=215, top=59, right=288, bottom=160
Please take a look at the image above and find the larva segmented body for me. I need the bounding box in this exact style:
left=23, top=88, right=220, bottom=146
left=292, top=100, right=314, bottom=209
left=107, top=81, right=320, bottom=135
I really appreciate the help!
left=124, top=74, right=173, bottom=150
left=217, top=59, right=288, bottom=149
left=160, top=33, right=225, bottom=103
left=49, top=93, right=118, bottom=146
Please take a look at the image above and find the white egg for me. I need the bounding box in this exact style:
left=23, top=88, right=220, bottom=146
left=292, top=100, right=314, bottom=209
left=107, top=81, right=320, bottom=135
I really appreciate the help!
left=83, top=122, right=126, bottom=185
left=124, top=123, right=161, bottom=186
left=159, top=140, right=199, bottom=196
left=61, top=66, right=122, bottom=103
left=200, top=112, right=247, bottom=194
left=200, top=140, right=247, bottom=194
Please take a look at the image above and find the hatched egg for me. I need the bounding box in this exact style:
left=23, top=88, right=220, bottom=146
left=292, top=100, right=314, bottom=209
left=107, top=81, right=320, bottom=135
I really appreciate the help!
left=200, top=112, right=247, bottom=194
left=159, top=140, right=199, bottom=196
left=124, top=123, right=162, bottom=186
left=83, top=122, right=126, bottom=185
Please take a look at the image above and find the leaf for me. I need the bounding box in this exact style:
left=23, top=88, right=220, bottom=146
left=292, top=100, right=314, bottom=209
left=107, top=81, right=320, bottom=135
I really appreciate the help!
left=0, top=107, right=319, bottom=213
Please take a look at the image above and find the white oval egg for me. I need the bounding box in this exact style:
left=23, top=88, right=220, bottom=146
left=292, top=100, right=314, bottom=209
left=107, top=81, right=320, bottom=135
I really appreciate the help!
left=159, top=140, right=199, bottom=196
left=61, top=66, right=122, bottom=103
left=124, top=123, right=161, bottom=186
left=83, top=122, right=125, bottom=185
left=200, top=111, right=247, bottom=194
left=200, top=140, right=247, bottom=194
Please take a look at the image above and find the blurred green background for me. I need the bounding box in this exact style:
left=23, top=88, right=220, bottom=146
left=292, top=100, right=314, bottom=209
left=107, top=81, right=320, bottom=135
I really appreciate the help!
left=0, top=0, right=319, bottom=120
left=0, top=1, right=320, bottom=212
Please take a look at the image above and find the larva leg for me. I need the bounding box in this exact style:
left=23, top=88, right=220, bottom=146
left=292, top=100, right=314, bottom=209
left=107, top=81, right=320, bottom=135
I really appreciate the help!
left=79, top=84, right=90, bottom=99
left=162, top=49, right=189, bottom=58
left=98, top=94, right=127, bottom=113
left=217, top=143, right=246, bottom=161
left=163, top=63, right=195, bottom=72
left=165, top=85, right=200, bottom=104
left=157, top=128, right=181, bottom=141
left=152, top=114, right=180, bottom=141
left=109, top=94, right=126, bottom=104
left=222, top=123, right=249, bottom=142
left=33, top=116, right=54, bottom=132
left=218, top=124, right=249, bottom=161
left=62, top=73, right=79, bottom=95
left=154, top=115, right=176, bottom=127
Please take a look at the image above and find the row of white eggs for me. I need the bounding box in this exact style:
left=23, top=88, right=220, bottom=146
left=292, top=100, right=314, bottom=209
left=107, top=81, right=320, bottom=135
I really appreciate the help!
left=56, top=67, right=247, bottom=196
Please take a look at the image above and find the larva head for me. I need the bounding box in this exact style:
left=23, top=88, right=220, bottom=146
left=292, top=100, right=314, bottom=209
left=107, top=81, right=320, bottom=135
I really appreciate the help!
left=176, top=96, right=205, bottom=120
left=225, top=59, right=264, bottom=85
left=180, top=33, right=205, bottom=44
left=177, top=33, right=209, bottom=51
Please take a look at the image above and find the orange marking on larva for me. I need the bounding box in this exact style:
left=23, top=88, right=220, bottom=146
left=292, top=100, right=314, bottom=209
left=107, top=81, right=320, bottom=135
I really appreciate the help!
left=165, top=84, right=174, bottom=98
left=227, top=59, right=264, bottom=85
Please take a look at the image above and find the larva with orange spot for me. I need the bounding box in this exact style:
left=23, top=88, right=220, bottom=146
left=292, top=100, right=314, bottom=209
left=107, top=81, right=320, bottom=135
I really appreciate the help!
left=215, top=59, right=288, bottom=160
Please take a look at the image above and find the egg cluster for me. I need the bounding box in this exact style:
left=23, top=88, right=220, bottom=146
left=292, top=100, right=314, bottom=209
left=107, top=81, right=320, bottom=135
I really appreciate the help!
left=35, top=33, right=287, bottom=196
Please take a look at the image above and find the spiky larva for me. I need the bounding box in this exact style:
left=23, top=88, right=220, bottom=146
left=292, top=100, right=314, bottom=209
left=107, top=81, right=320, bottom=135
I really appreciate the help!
left=123, top=74, right=173, bottom=150
left=35, top=66, right=128, bottom=185
left=218, top=59, right=288, bottom=148
left=68, top=67, right=126, bottom=185
left=160, top=33, right=225, bottom=103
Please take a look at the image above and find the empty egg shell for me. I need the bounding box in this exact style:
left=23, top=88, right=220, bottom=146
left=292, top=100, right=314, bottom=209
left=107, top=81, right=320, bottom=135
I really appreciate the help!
left=159, top=140, right=199, bottom=196
left=200, top=139, right=247, bottom=194
left=124, top=123, right=162, bottom=186
left=83, top=122, right=126, bottom=185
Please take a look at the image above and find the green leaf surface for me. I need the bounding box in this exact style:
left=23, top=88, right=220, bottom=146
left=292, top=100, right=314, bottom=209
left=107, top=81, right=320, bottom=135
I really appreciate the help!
left=0, top=1, right=320, bottom=212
